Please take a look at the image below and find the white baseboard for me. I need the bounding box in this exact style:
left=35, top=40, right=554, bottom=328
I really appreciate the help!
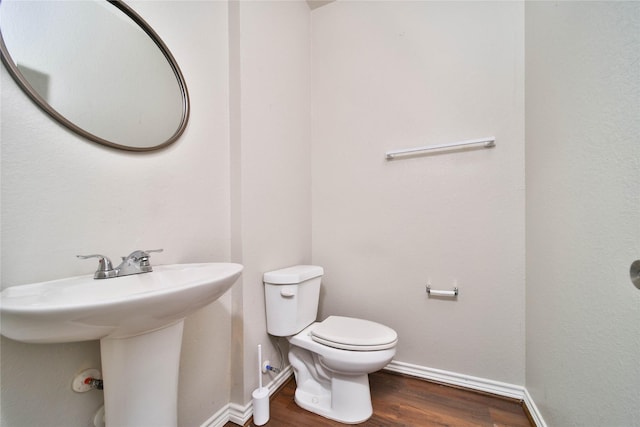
left=201, top=360, right=547, bottom=427
left=200, top=365, right=293, bottom=427
left=199, top=404, right=232, bottom=427
left=523, top=387, right=548, bottom=427
left=384, top=360, right=524, bottom=399
left=384, top=360, right=547, bottom=427
left=227, top=401, right=252, bottom=427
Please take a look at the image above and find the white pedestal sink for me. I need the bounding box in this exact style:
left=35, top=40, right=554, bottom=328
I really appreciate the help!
left=0, top=263, right=243, bottom=427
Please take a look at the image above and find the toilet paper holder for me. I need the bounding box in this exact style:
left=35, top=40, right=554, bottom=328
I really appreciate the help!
left=426, top=285, right=459, bottom=298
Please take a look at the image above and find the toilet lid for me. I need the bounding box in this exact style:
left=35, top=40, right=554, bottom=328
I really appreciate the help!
left=310, top=316, right=398, bottom=351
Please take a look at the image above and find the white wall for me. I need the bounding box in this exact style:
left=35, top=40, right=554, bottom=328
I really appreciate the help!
left=311, top=1, right=525, bottom=385
left=229, top=0, right=312, bottom=406
left=4, top=2, right=639, bottom=426
left=0, top=1, right=232, bottom=426
left=525, top=2, right=640, bottom=425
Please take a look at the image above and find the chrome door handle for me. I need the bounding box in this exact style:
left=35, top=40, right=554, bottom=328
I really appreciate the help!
left=631, top=260, right=640, bottom=290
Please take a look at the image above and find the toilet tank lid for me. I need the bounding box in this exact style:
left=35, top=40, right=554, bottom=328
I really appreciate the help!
left=263, top=265, right=324, bottom=284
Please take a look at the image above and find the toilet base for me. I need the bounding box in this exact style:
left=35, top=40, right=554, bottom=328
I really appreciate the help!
left=286, top=321, right=396, bottom=424
left=294, top=372, right=373, bottom=424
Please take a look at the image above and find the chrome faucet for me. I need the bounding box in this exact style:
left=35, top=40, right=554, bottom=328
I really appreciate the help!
left=77, top=249, right=163, bottom=279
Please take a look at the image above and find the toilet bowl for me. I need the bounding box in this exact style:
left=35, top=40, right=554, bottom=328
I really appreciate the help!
left=288, top=317, right=396, bottom=423
left=263, top=266, right=398, bottom=424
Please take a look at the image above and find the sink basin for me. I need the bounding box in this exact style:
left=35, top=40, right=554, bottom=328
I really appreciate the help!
left=0, top=263, right=243, bottom=343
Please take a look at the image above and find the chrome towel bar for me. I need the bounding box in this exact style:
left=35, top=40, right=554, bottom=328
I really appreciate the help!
left=385, top=137, right=495, bottom=160
left=426, top=285, right=459, bottom=298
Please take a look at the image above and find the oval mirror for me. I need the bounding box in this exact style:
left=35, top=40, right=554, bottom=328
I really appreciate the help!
left=0, top=0, right=189, bottom=151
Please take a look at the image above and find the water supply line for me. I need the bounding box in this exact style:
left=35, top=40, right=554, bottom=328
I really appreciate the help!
left=266, top=336, right=284, bottom=374
left=264, top=364, right=280, bottom=373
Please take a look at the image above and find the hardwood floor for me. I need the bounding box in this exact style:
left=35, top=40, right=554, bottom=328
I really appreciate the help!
left=225, top=371, right=533, bottom=427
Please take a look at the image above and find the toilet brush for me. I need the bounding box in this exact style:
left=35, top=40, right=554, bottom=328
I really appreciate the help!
left=252, top=344, right=270, bottom=425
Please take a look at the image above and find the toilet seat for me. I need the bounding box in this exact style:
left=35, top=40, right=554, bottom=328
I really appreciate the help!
left=310, top=316, right=398, bottom=351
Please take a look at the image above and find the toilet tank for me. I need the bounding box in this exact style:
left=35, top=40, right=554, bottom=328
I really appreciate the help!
left=263, top=265, right=324, bottom=336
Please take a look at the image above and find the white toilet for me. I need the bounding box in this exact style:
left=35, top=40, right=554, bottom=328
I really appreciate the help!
left=263, top=265, right=398, bottom=424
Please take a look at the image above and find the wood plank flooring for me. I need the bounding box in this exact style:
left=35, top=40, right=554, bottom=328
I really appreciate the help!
left=225, top=371, right=533, bottom=427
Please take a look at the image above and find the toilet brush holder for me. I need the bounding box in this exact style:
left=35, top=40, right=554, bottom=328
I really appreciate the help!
left=252, top=386, right=269, bottom=426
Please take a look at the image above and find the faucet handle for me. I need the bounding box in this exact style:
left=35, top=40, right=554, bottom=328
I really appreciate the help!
left=143, top=249, right=164, bottom=255
left=77, top=254, right=117, bottom=279
left=123, top=249, right=163, bottom=261
left=139, top=249, right=162, bottom=266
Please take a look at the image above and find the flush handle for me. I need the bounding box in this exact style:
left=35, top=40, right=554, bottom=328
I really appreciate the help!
left=280, top=286, right=296, bottom=298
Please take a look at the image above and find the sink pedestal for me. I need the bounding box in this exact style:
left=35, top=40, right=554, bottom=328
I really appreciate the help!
left=100, top=321, right=184, bottom=427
